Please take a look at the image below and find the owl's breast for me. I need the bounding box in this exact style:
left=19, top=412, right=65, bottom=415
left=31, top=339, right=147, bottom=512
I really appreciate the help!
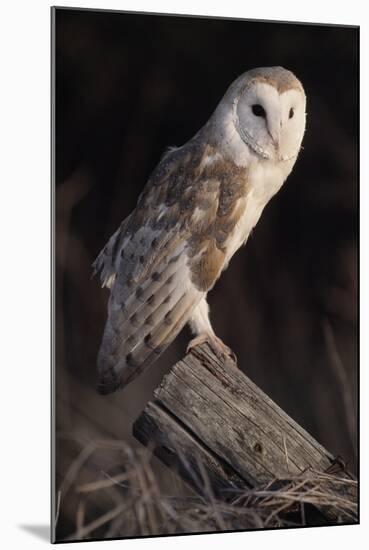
left=223, top=193, right=263, bottom=263
left=223, top=159, right=290, bottom=263
left=186, top=151, right=291, bottom=290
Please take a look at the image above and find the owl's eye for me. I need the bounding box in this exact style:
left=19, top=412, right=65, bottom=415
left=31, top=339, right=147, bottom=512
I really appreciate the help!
left=252, top=104, right=266, bottom=118
left=289, top=107, right=295, bottom=119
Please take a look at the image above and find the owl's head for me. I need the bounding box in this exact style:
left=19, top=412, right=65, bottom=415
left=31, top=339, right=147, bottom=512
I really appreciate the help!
left=214, top=67, right=306, bottom=163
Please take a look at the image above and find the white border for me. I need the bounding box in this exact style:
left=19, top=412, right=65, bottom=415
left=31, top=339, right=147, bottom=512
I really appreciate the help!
left=0, top=1, right=366, bottom=549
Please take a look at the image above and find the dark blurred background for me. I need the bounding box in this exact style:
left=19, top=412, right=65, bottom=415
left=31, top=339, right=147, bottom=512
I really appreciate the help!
left=54, top=8, right=358, bottom=540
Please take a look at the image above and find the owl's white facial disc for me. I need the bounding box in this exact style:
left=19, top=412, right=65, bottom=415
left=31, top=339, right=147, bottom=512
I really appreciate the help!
left=235, top=81, right=306, bottom=161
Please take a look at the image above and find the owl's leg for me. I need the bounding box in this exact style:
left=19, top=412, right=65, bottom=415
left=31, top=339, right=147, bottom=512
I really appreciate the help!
left=187, top=296, right=237, bottom=365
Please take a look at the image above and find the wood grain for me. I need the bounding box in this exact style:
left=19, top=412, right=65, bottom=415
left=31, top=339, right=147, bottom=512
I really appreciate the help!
left=133, top=342, right=356, bottom=520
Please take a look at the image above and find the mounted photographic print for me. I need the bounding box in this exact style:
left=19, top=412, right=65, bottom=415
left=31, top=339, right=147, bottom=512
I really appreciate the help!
left=51, top=6, right=359, bottom=543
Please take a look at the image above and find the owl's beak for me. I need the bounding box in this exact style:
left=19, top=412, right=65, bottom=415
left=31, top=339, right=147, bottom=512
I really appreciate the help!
left=267, top=116, right=281, bottom=152
left=267, top=126, right=281, bottom=151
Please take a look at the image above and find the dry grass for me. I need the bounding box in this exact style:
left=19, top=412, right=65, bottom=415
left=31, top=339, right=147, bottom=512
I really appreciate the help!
left=55, top=439, right=358, bottom=542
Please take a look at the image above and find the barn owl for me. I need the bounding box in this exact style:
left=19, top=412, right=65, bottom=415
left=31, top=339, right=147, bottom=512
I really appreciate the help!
left=93, top=66, right=306, bottom=394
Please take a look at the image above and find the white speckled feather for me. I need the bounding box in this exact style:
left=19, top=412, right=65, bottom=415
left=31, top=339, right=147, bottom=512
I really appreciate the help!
left=93, top=66, right=306, bottom=393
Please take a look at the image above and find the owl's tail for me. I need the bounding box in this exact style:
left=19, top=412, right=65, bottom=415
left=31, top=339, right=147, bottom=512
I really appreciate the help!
left=96, top=249, right=203, bottom=394
left=97, top=292, right=199, bottom=394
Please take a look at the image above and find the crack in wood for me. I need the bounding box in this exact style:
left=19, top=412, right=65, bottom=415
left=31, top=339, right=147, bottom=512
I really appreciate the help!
left=133, top=342, right=357, bottom=522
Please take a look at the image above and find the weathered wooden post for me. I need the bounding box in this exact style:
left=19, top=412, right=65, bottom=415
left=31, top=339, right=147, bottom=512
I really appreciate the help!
left=133, top=342, right=357, bottom=523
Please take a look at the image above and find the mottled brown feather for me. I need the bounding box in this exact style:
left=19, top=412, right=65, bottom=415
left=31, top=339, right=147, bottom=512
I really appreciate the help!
left=95, top=135, right=250, bottom=393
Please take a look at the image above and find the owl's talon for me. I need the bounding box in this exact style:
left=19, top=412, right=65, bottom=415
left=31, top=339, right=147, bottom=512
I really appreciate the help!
left=187, top=334, right=206, bottom=354
left=212, top=341, right=238, bottom=366
left=187, top=334, right=238, bottom=367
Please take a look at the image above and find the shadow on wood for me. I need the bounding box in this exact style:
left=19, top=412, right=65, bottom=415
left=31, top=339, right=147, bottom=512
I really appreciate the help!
left=133, top=342, right=357, bottom=525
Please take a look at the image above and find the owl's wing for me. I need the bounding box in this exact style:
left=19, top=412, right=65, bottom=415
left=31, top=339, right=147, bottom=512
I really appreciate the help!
left=94, top=148, right=207, bottom=394
left=92, top=214, right=132, bottom=289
